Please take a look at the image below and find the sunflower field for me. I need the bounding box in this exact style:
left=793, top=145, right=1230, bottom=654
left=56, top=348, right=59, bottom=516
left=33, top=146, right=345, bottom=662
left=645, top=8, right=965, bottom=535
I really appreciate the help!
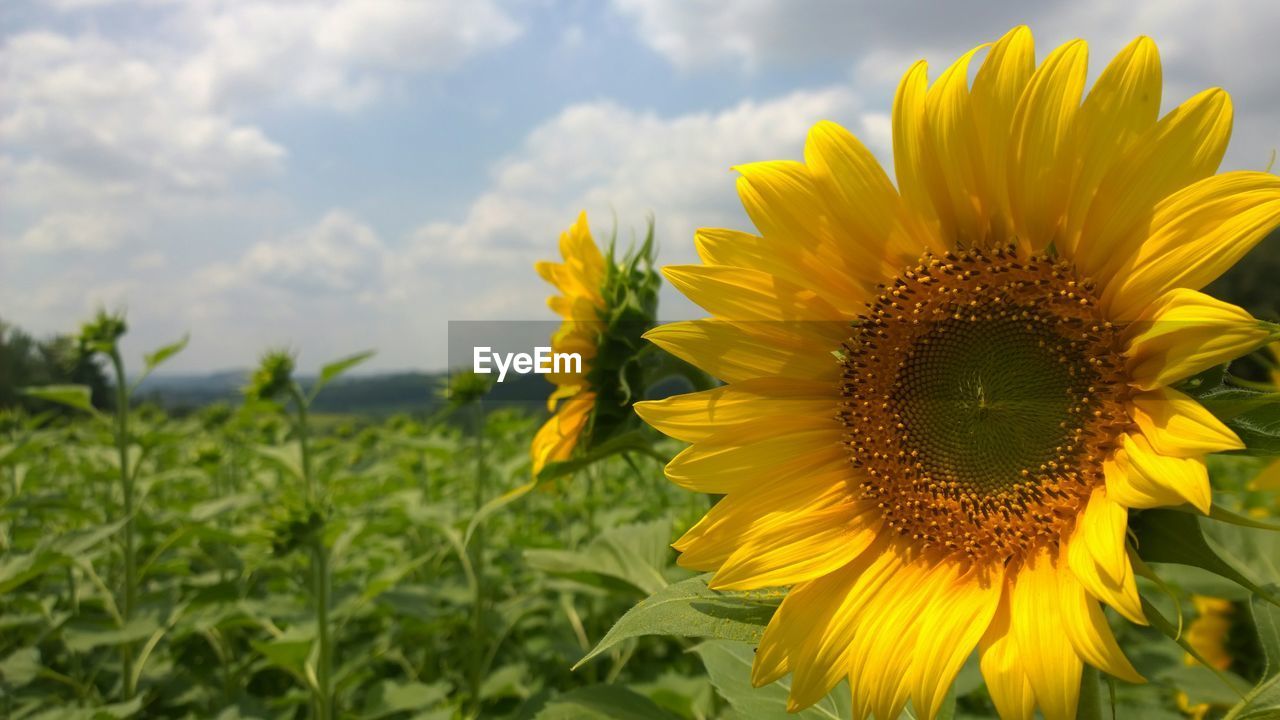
left=7, top=23, right=1280, bottom=720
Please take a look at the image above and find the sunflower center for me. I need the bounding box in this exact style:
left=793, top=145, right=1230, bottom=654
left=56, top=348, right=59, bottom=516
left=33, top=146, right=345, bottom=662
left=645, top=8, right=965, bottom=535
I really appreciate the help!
left=838, top=248, right=1131, bottom=565
left=895, top=317, right=1085, bottom=494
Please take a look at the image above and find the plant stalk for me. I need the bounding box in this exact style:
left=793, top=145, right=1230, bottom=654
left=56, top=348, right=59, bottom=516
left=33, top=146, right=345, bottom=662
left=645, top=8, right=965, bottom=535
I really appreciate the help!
left=109, top=350, right=137, bottom=700
left=469, top=399, right=486, bottom=718
left=290, top=385, right=331, bottom=720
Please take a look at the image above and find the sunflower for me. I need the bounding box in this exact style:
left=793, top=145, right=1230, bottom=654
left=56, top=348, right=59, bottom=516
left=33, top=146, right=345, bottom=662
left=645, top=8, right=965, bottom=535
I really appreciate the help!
left=530, top=212, right=607, bottom=477
left=634, top=26, right=1280, bottom=720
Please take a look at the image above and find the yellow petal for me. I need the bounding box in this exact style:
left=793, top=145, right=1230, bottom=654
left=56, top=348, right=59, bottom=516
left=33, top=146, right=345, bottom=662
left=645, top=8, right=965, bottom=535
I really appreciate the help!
left=1124, top=288, right=1275, bottom=390
left=634, top=377, right=835, bottom=444
left=892, top=59, right=938, bottom=234
left=759, top=542, right=900, bottom=708
left=1079, top=88, right=1233, bottom=289
left=1058, top=565, right=1145, bottom=683
left=1062, top=35, right=1162, bottom=261
left=530, top=391, right=594, bottom=477
left=909, top=566, right=1004, bottom=719
left=661, top=265, right=851, bottom=349
left=1129, top=387, right=1243, bottom=458
left=710, top=500, right=881, bottom=590
left=980, top=585, right=1036, bottom=720
left=1112, top=433, right=1213, bottom=513
left=805, top=119, right=934, bottom=264
left=736, top=161, right=882, bottom=290
left=1102, top=171, right=1280, bottom=319
left=663, top=424, right=845, bottom=494
left=693, top=227, right=869, bottom=314
left=1077, top=488, right=1129, bottom=587
left=1011, top=550, right=1083, bottom=720
left=921, top=44, right=992, bottom=249
left=971, top=25, right=1035, bottom=247
left=675, top=464, right=854, bottom=570
left=1065, top=507, right=1146, bottom=625
left=1008, top=39, right=1088, bottom=253
left=845, top=556, right=950, bottom=720
left=644, top=320, right=841, bottom=384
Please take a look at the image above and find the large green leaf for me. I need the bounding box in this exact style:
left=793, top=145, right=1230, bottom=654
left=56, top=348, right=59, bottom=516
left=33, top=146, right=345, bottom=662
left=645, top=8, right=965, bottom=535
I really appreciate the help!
left=576, top=574, right=782, bottom=669
left=694, top=640, right=853, bottom=720
left=1132, top=509, right=1280, bottom=605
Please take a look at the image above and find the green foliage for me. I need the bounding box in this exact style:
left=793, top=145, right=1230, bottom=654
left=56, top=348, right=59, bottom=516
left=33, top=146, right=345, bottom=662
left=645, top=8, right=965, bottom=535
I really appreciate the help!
left=0, top=397, right=718, bottom=718
left=0, top=317, right=111, bottom=412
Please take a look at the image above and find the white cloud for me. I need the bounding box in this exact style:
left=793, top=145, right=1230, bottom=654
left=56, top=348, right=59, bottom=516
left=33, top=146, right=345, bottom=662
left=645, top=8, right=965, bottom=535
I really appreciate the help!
left=387, top=87, right=873, bottom=367
left=0, top=31, right=285, bottom=193
left=178, top=0, right=523, bottom=111
left=0, top=0, right=525, bottom=369
left=611, top=0, right=1280, bottom=169
left=234, top=210, right=389, bottom=298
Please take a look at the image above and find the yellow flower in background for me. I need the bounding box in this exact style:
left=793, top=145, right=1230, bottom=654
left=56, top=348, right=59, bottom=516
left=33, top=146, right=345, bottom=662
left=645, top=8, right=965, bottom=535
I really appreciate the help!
left=636, top=26, right=1280, bottom=720
left=1185, top=596, right=1236, bottom=672
left=530, top=212, right=606, bottom=477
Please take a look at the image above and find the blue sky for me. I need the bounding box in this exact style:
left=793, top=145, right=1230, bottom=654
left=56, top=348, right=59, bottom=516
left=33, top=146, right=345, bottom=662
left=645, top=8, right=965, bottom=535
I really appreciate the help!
left=2, top=0, right=1278, bottom=372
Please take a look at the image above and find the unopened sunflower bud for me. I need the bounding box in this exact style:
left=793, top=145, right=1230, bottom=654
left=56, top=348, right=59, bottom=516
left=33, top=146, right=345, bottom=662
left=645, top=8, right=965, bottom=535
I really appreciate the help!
left=246, top=349, right=296, bottom=401
left=78, top=309, right=128, bottom=355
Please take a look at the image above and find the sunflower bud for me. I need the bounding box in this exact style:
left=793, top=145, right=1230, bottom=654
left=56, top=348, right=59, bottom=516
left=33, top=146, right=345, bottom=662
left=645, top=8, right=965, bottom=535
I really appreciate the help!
left=245, top=349, right=296, bottom=402
left=78, top=309, right=127, bottom=356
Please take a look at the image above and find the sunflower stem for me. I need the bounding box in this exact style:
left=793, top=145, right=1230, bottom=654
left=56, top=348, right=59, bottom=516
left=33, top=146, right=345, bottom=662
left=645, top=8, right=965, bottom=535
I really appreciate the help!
left=1079, top=665, right=1104, bottom=720
left=468, top=399, right=487, bottom=718
left=288, top=384, right=331, bottom=720
left=108, top=349, right=137, bottom=701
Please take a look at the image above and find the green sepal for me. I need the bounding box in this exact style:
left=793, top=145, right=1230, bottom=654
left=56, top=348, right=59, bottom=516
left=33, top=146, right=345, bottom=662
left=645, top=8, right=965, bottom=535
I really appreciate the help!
left=1179, top=365, right=1280, bottom=456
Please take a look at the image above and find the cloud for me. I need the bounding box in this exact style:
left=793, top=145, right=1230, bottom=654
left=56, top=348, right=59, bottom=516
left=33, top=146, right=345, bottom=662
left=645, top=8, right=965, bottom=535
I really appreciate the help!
left=386, top=87, right=875, bottom=368
left=610, top=0, right=1279, bottom=169
left=0, top=0, right=525, bottom=367
left=178, top=0, right=523, bottom=111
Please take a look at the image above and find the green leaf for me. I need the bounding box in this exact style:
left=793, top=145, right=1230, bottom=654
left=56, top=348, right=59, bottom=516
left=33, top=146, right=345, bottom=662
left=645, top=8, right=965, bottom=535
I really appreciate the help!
left=63, top=614, right=162, bottom=652
left=360, top=679, right=449, bottom=720
left=576, top=574, right=782, bottom=669
left=533, top=685, right=681, bottom=720
left=0, top=647, right=41, bottom=687
left=144, top=335, right=189, bottom=373
left=525, top=519, right=676, bottom=596
left=19, top=384, right=96, bottom=414
left=310, top=349, right=376, bottom=399
left=1180, top=365, right=1280, bottom=456
left=1132, top=509, right=1280, bottom=606
left=693, top=640, right=851, bottom=720
left=252, top=625, right=315, bottom=673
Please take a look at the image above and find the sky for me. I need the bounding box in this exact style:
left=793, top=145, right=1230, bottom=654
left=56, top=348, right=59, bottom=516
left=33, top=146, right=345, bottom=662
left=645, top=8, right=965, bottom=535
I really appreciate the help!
left=2, top=0, right=1279, bottom=373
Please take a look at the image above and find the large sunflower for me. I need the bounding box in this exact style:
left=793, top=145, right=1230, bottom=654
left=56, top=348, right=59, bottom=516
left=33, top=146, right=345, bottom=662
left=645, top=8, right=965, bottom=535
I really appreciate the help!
left=530, top=212, right=606, bottom=477
left=635, top=26, right=1280, bottom=720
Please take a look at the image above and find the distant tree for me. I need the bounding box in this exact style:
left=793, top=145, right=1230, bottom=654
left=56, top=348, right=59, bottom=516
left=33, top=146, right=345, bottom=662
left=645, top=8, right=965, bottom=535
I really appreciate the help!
left=0, top=318, right=111, bottom=412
